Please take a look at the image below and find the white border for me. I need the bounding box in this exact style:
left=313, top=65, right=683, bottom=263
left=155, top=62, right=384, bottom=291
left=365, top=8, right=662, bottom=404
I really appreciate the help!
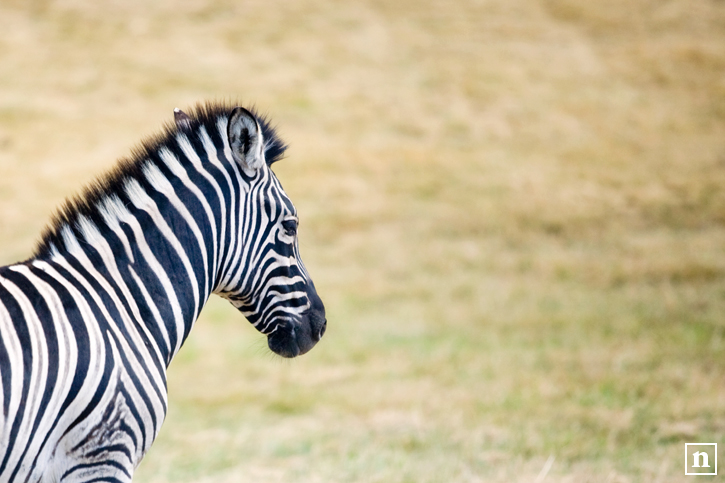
left=685, top=443, right=717, bottom=475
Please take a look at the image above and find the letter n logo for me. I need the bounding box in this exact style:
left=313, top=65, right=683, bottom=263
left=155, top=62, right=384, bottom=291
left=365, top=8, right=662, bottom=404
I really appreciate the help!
left=685, top=443, right=717, bottom=475
left=692, top=451, right=709, bottom=468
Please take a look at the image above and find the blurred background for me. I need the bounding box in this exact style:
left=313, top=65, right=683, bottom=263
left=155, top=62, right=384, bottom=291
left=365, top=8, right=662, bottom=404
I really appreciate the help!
left=0, top=0, right=724, bottom=481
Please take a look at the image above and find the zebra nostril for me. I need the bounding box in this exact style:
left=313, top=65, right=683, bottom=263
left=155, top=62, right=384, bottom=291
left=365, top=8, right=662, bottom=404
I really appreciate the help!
left=310, top=317, right=326, bottom=342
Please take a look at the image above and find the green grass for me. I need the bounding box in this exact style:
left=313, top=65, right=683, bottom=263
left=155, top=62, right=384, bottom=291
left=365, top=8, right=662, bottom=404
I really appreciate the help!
left=0, top=0, right=724, bottom=481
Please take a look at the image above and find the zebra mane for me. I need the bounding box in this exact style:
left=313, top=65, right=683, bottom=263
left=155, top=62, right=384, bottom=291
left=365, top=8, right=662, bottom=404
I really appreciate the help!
left=32, top=101, right=287, bottom=259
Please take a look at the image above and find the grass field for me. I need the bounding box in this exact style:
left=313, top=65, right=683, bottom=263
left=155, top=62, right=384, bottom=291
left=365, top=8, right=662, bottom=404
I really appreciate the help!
left=1, top=0, right=724, bottom=481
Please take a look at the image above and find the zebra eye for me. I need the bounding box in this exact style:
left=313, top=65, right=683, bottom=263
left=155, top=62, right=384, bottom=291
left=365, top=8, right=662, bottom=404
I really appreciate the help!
left=282, top=219, right=298, bottom=237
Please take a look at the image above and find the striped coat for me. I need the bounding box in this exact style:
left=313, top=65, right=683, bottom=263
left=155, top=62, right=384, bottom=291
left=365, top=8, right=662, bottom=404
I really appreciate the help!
left=0, top=103, right=326, bottom=482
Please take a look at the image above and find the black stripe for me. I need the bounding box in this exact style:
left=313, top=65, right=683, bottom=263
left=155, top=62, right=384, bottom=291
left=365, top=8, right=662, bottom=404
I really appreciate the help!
left=0, top=269, right=60, bottom=479
left=0, top=274, right=32, bottom=475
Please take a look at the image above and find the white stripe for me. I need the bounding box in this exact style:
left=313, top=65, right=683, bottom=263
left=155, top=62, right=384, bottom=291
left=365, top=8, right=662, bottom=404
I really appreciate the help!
left=5, top=265, right=78, bottom=476
left=99, top=195, right=173, bottom=358
left=0, top=282, right=25, bottom=457
left=0, top=277, right=49, bottom=475
left=125, top=177, right=201, bottom=341
left=175, top=134, right=227, bottom=278
left=54, top=226, right=165, bottom=446
left=74, top=216, right=166, bottom=378
left=156, top=148, right=216, bottom=300
left=199, top=125, right=241, bottom=287
left=216, top=119, right=247, bottom=289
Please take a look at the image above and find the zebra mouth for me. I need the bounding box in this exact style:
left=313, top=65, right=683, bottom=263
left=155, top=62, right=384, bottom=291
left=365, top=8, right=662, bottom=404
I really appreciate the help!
left=266, top=310, right=326, bottom=358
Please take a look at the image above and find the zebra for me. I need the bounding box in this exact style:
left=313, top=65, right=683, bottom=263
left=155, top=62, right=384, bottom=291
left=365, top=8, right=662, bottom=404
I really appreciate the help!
left=0, top=102, right=326, bottom=482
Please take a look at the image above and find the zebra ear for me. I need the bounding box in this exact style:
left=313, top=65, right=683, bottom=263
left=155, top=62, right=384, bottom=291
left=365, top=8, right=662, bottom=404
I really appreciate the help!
left=228, top=107, right=265, bottom=172
left=173, top=108, right=192, bottom=130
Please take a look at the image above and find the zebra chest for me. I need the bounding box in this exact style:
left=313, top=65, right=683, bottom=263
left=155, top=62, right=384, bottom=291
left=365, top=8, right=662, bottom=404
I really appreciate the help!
left=44, top=366, right=165, bottom=482
left=0, top=325, right=166, bottom=482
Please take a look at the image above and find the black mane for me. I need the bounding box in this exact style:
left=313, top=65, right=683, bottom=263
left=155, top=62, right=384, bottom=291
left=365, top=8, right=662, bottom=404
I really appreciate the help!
left=33, top=101, right=287, bottom=259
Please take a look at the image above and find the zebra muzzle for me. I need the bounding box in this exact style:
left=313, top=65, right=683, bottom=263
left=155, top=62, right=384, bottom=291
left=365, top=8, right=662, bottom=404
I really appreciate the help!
left=267, top=310, right=326, bottom=358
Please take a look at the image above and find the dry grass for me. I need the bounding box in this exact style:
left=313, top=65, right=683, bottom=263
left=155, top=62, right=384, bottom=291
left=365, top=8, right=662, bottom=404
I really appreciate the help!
left=1, top=0, right=724, bottom=481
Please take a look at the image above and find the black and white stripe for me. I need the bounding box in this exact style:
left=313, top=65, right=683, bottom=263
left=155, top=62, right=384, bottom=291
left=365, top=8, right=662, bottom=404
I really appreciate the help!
left=0, top=102, right=326, bottom=482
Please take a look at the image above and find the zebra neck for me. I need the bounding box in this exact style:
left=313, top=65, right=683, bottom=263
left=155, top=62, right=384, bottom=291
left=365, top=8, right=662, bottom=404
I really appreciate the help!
left=34, top=162, right=235, bottom=366
left=25, top=121, right=253, bottom=366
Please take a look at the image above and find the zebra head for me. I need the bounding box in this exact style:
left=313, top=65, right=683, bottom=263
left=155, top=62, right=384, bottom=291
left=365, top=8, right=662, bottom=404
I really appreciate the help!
left=213, top=107, right=326, bottom=358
